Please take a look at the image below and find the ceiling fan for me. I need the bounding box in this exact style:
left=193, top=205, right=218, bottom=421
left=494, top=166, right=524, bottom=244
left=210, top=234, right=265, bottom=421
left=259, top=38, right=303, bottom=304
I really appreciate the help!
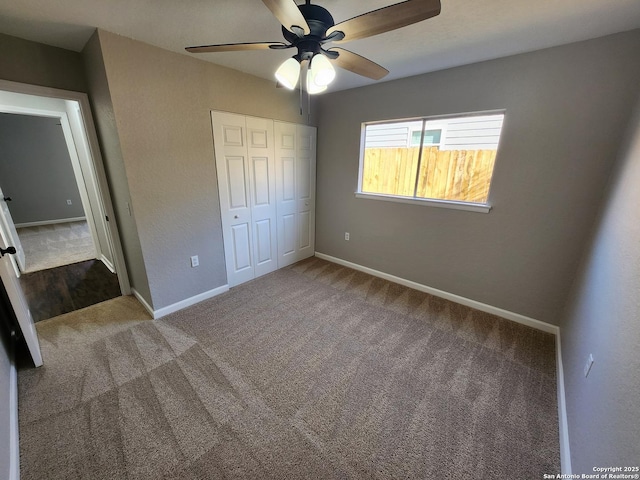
left=186, top=0, right=441, bottom=93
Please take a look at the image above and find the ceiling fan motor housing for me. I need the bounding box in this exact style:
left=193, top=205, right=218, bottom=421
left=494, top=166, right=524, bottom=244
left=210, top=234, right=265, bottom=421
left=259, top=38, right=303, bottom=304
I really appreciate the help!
left=282, top=3, right=335, bottom=60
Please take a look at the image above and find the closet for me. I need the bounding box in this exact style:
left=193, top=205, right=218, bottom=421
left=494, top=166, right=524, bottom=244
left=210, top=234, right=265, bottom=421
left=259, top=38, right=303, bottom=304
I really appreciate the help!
left=211, top=111, right=316, bottom=287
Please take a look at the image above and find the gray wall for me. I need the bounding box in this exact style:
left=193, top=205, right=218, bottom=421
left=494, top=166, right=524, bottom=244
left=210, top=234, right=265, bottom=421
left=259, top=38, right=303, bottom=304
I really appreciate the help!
left=85, top=30, right=308, bottom=310
left=0, top=32, right=87, bottom=93
left=0, top=113, right=84, bottom=225
left=82, top=32, right=152, bottom=302
left=314, top=30, right=640, bottom=325
left=560, top=94, right=640, bottom=473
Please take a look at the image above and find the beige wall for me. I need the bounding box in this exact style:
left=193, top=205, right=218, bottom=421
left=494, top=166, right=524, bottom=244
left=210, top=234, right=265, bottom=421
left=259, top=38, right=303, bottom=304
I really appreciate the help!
left=82, top=32, right=152, bottom=302
left=93, top=30, right=307, bottom=309
left=0, top=32, right=86, bottom=92
left=314, top=30, right=640, bottom=324
left=560, top=94, right=640, bottom=473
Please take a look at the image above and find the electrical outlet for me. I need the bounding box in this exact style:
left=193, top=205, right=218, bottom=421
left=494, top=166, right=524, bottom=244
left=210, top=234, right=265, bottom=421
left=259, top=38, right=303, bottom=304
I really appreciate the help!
left=584, top=354, right=594, bottom=377
left=190, top=255, right=199, bottom=268
left=345, top=232, right=350, bottom=241
left=66, top=199, right=72, bottom=205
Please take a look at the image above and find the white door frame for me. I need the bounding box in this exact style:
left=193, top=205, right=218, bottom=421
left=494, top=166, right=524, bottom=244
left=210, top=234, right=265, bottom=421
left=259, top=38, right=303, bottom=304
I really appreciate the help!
left=0, top=79, right=131, bottom=295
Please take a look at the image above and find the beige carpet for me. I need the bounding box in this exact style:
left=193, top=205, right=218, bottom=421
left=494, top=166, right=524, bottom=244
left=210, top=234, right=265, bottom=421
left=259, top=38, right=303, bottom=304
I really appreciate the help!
left=17, top=221, right=96, bottom=273
left=18, top=257, right=560, bottom=479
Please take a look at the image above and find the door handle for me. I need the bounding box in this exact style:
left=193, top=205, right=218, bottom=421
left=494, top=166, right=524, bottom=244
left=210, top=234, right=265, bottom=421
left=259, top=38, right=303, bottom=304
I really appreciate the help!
left=234, top=215, right=239, bottom=219
left=0, top=246, right=16, bottom=257
left=2, top=197, right=11, bottom=202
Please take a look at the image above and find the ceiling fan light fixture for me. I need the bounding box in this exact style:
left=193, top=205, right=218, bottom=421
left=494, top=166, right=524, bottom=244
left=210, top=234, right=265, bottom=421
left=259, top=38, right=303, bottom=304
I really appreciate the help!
left=275, top=57, right=301, bottom=89
left=306, top=71, right=327, bottom=95
left=309, top=53, right=335, bottom=87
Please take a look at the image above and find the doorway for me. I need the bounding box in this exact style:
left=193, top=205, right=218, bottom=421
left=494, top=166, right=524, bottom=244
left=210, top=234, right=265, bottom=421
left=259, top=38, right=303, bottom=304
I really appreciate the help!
left=0, top=80, right=130, bottom=329
left=0, top=112, right=98, bottom=274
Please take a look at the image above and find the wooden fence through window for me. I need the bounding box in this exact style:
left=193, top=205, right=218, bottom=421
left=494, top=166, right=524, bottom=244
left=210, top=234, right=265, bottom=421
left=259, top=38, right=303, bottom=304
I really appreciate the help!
left=362, top=146, right=497, bottom=203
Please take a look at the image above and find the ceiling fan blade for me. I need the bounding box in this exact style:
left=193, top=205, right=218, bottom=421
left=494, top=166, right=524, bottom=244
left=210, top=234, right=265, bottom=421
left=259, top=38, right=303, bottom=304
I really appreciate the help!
left=186, top=42, right=287, bottom=53
left=262, top=0, right=310, bottom=35
left=327, top=0, right=441, bottom=43
left=329, top=48, right=389, bottom=80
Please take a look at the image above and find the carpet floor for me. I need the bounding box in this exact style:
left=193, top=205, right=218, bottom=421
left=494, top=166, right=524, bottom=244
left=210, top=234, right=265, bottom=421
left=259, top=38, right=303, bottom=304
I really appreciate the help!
left=17, top=221, right=96, bottom=273
left=18, top=257, right=560, bottom=479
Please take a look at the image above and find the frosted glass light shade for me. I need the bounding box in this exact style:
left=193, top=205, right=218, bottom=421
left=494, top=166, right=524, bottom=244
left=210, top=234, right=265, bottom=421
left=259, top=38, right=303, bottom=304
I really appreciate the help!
left=309, top=54, right=335, bottom=87
left=306, top=72, right=327, bottom=95
left=275, top=57, right=300, bottom=89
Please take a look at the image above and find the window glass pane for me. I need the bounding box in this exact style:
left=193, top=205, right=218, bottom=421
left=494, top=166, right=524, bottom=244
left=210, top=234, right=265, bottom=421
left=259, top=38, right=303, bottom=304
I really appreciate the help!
left=410, top=129, right=441, bottom=146
left=424, top=129, right=441, bottom=144
left=361, top=113, right=504, bottom=205
left=362, top=120, right=423, bottom=196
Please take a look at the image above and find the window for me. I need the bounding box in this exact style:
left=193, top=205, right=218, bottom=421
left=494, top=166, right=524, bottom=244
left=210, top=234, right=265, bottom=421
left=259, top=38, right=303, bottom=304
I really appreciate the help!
left=358, top=111, right=504, bottom=211
left=410, top=129, right=442, bottom=147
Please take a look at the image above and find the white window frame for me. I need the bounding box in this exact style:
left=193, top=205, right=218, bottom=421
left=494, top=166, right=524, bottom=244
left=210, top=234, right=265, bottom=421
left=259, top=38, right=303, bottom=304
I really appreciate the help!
left=356, top=110, right=505, bottom=213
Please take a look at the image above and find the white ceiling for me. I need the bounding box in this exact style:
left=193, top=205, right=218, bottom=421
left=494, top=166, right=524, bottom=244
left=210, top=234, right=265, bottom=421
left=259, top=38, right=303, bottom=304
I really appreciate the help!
left=0, top=0, right=639, bottom=92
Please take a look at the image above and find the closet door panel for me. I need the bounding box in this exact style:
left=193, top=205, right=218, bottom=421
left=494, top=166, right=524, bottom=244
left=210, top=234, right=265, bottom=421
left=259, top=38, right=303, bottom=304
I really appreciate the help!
left=296, top=125, right=317, bottom=261
left=275, top=121, right=299, bottom=267
left=212, top=112, right=254, bottom=287
left=247, top=116, right=277, bottom=278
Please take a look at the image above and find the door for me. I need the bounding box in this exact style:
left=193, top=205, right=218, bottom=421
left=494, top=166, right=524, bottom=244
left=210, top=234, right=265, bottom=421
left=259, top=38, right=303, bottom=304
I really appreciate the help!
left=212, top=112, right=254, bottom=287
left=275, top=121, right=298, bottom=267
left=296, top=125, right=316, bottom=261
left=212, top=112, right=279, bottom=286
left=0, top=187, right=25, bottom=276
left=246, top=116, right=278, bottom=278
left=0, top=217, right=42, bottom=367
left=275, top=122, right=317, bottom=267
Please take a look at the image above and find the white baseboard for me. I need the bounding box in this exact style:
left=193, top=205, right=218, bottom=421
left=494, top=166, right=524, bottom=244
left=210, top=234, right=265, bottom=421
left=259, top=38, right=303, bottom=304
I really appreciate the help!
left=9, top=347, right=19, bottom=480
left=132, top=285, right=230, bottom=320
left=314, top=252, right=558, bottom=334
left=556, top=331, right=572, bottom=475
left=15, top=216, right=86, bottom=228
left=314, top=251, right=571, bottom=473
left=131, top=288, right=155, bottom=318
left=100, top=254, right=115, bottom=274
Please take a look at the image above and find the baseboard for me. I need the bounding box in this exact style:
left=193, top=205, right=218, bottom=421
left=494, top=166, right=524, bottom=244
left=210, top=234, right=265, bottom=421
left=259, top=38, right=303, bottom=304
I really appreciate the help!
left=314, top=252, right=558, bottom=334
left=132, top=285, right=230, bottom=320
left=100, top=254, right=116, bottom=274
left=9, top=346, right=19, bottom=480
left=131, top=288, right=155, bottom=318
left=15, top=217, right=86, bottom=228
left=556, top=331, right=573, bottom=475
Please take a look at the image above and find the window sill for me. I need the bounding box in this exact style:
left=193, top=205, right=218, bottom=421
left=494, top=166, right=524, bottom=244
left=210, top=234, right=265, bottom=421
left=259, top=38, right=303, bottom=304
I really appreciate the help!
left=355, top=192, right=492, bottom=213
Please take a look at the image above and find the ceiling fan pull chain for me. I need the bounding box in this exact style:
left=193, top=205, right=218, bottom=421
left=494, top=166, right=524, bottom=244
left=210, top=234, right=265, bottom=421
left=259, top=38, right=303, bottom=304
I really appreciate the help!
left=307, top=83, right=311, bottom=123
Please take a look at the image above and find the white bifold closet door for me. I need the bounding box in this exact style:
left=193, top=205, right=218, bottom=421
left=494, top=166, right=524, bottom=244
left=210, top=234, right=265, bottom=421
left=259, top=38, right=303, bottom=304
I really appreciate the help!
left=274, top=121, right=316, bottom=267
left=212, top=112, right=278, bottom=287
left=212, top=112, right=316, bottom=287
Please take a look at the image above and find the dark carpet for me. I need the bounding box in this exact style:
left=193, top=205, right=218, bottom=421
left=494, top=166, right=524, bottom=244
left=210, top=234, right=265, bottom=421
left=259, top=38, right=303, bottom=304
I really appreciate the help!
left=18, top=257, right=559, bottom=479
left=20, top=259, right=121, bottom=322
